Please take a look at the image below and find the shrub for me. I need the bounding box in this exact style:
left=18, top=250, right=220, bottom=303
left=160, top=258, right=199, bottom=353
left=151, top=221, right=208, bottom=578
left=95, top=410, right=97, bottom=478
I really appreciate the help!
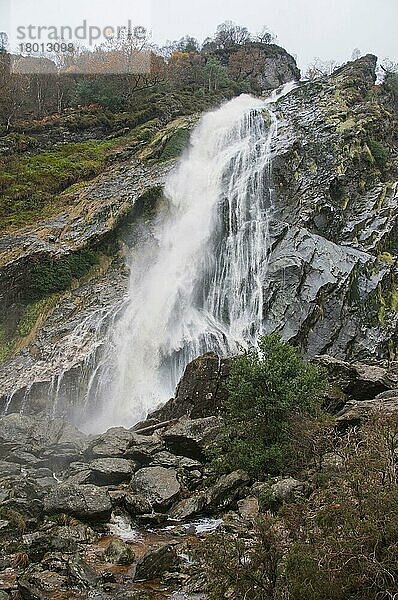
left=197, top=516, right=286, bottom=600
left=211, top=334, right=326, bottom=477
left=202, top=412, right=398, bottom=600
left=24, top=249, right=98, bottom=302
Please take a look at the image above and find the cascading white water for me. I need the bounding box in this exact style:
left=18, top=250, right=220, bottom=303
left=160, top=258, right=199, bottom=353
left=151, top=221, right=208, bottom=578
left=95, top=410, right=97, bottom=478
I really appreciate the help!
left=85, top=84, right=295, bottom=433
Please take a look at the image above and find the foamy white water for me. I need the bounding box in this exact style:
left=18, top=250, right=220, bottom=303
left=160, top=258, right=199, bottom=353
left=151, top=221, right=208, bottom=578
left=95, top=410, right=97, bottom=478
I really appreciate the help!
left=85, top=84, right=295, bottom=432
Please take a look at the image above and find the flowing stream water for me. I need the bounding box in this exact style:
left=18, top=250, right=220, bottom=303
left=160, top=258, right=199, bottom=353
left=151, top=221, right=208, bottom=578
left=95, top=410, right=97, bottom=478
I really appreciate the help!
left=82, top=84, right=295, bottom=432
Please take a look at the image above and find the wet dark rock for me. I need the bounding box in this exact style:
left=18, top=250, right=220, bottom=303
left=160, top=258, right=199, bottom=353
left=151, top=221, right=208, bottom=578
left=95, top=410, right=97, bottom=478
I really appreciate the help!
left=104, top=538, right=135, bottom=565
left=162, top=417, right=222, bottom=461
left=136, top=512, right=168, bottom=526
left=206, top=471, right=250, bottom=511
left=124, top=493, right=152, bottom=516
left=86, top=458, right=135, bottom=486
left=27, top=529, right=79, bottom=561
left=134, top=543, right=179, bottom=581
left=169, top=494, right=207, bottom=520
left=130, top=467, right=181, bottom=511
left=18, top=566, right=69, bottom=600
left=67, top=552, right=101, bottom=589
left=44, top=483, right=112, bottom=522
left=150, top=354, right=231, bottom=420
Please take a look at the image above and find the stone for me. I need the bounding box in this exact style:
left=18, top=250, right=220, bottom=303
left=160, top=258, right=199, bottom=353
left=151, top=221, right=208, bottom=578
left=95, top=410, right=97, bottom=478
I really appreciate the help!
left=206, top=471, right=250, bottom=511
left=0, top=413, right=89, bottom=462
left=314, top=355, right=390, bottom=401
left=150, top=354, right=231, bottom=420
left=271, top=478, right=306, bottom=503
left=124, top=433, right=164, bottom=464
left=67, top=552, right=100, bottom=589
left=104, top=539, right=135, bottom=565
left=0, top=461, right=21, bottom=476
left=87, top=457, right=135, bottom=486
left=237, top=497, right=260, bottom=520
left=163, top=417, right=222, bottom=461
left=130, top=467, right=181, bottom=511
left=134, top=543, right=179, bottom=581
left=18, top=567, right=69, bottom=600
left=124, top=493, right=152, bottom=516
left=336, top=394, right=398, bottom=428
left=169, top=494, right=207, bottom=520
left=44, top=484, right=112, bottom=522
left=86, top=428, right=135, bottom=458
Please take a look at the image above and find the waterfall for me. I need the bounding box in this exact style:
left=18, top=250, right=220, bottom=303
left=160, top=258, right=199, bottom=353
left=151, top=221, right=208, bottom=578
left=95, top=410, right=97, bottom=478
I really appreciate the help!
left=85, top=84, right=295, bottom=433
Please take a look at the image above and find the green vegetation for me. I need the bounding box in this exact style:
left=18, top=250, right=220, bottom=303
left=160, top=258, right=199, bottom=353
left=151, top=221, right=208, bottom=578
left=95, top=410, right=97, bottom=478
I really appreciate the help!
left=0, top=248, right=99, bottom=363
left=0, top=294, right=61, bottom=363
left=160, top=128, right=191, bottom=161
left=201, top=410, right=398, bottom=600
left=211, top=334, right=326, bottom=477
left=367, top=138, right=390, bottom=168
left=0, top=141, right=117, bottom=231
left=16, top=296, right=60, bottom=337
left=0, top=324, right=13, bottom=362
left=24, top=249, right=99, bottom=303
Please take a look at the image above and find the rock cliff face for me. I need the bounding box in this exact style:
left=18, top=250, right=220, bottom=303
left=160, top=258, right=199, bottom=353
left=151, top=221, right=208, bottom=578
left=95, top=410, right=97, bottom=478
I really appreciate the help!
left=266, top=55, right=398, bottom=358
left=0, top=55, right=397, bottom=417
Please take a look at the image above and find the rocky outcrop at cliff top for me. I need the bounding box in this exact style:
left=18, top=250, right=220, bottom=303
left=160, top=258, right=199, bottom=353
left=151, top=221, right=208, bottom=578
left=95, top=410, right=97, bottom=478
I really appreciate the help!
left=212, top=42, right=301, bottom=91
left=0, top=55, right=397, bottom=418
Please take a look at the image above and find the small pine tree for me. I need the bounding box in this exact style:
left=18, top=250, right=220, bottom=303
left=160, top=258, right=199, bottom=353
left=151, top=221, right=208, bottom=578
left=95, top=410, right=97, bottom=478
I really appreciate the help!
left=211, top=334, right=326, bottom=477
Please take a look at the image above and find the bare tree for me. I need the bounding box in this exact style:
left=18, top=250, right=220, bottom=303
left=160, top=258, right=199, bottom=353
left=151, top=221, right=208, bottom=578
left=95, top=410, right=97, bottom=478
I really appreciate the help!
left=305, top=57, right=340, bottom=80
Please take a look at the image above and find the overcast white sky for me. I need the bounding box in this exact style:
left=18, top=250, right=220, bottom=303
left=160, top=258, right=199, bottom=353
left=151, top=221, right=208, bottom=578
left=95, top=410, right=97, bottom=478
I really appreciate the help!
left=151, top=0, right=397, bottom=69
left=2, top=0, right=397, bottom=70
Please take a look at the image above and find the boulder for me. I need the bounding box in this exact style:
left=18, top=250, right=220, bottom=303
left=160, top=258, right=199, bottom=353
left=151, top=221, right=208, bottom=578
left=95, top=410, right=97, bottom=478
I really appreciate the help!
left=169, top=494, right=207, bottom=520
left=0, top=460, right=21, bottom=476
left=124, top=493, right=152, bottom=516
left=336, top=393, right=398, bottom=428
left=130, top=467, right=181, bottom=511
left=86, top=427, right=135, bottom=458
left=237, top=497, right=260, bottom=520
left=150, top=354, right=231, bottom=420
left=314, top=355, right=392, bottom=401
left=44, top=483, right=112, bottom=522
left=162, top=417, right=222, bottom=461
left=271, top=478, right=306, bottom=503
left=87, top=457, right=135, bottom=486
left=134, top=543, right=179, bottom=581
left=104, top=538, right=135, bottom=565
left=18, top=567, right=69, bottom=600
left=206, top=471, right=250, bottom=511
left=124, top=433, right=163, bottom=464
left=67, top=552, right=101, bottom=589
left=0, top=413, right=89, bottom=462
